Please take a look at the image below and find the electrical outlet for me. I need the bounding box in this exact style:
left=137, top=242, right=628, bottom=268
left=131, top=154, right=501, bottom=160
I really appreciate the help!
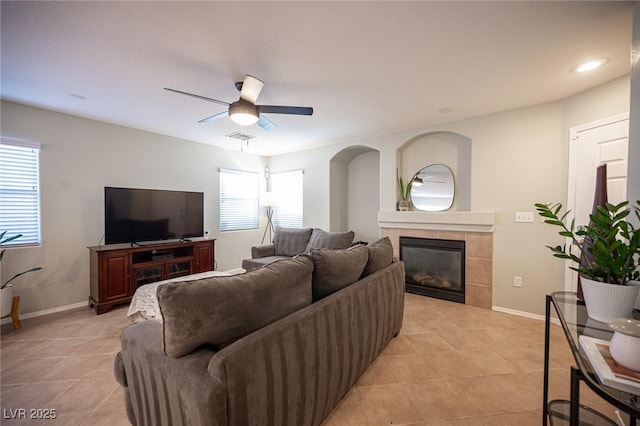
left=513, top=276, right=523, bottom=287
left=515, top=212, right=534, bottom=223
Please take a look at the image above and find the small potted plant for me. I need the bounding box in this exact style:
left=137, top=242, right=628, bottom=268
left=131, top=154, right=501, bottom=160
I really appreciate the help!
left=397, top=176, right=412, bottom=211
left=1, top=231, right=42, bottom=317
left=535, top=200, right=640, bottom=322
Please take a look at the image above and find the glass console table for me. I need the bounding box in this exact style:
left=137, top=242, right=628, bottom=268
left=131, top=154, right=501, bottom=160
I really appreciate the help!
left=543, top=292, right=640, bottom=426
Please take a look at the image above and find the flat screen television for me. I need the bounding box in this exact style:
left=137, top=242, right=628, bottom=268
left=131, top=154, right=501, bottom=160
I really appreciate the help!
left=104, top=187, right=204, bottom=245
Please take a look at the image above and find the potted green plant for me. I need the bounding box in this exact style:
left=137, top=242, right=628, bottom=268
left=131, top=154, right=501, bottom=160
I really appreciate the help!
left=397, top=176, right=412, bottom=211
left=535, top=200, right=640, bottom=322
left=1, top=231, right=42, bottom=317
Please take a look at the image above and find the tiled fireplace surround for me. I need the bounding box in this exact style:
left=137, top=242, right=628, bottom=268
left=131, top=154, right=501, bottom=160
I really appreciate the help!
left=378, top=212, right=494, bottom=309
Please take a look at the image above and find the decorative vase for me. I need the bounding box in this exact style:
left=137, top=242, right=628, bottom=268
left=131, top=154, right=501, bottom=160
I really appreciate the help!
left=0, top=286, right=13, bottom=317
left=608, top=318, right=640, bottom=372
left=398, top=200, right=410, bottom=211
left=580, top=278, right=640, bottom=323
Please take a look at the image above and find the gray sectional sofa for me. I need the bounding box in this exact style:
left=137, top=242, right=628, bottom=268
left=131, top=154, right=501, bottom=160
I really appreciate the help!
left=241, top=227, right=355, bottom=271
left=114, top=237, right=404, bottom=426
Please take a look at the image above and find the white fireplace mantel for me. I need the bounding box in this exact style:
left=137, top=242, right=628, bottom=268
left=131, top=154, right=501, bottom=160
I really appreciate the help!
left=378, top=210, right=495, bottom=233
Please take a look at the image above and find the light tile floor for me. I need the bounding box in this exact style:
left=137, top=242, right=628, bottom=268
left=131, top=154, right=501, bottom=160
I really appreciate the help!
left=0, top=293, right=622, bottom=425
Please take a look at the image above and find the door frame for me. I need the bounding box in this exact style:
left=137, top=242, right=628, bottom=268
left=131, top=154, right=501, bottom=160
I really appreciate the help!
left=565, top=112, right=629, bottom=292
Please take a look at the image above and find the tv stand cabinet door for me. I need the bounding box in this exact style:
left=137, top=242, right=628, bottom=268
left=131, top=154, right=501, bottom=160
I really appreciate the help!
left=194, top=240, right=215, bottom=273
left=89, top=250, right=131, bottom=314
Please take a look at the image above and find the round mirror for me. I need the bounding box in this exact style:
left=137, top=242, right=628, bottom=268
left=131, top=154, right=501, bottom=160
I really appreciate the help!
left=410, top=164, right=455, bottom=211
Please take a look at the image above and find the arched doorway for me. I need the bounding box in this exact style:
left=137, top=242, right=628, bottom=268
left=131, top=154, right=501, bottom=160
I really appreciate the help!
left=330, top=146, right=380, bottom=243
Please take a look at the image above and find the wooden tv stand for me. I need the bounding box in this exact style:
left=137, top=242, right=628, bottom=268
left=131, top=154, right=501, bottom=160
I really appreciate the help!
left=88, top=239, right=215, bottom=314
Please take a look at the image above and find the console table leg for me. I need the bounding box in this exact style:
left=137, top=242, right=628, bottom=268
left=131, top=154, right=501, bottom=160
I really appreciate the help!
left=570, top=366, right=581, bottom=426
left=543, top=295, right=552, bottom=426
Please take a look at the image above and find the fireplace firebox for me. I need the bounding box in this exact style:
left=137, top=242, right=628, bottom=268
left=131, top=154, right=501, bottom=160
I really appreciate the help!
left=399, top=237, right=465, bottom=303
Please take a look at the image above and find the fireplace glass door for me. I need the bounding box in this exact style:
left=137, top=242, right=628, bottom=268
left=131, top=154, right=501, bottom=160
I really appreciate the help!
left=400, top=237, right=465, bottom=303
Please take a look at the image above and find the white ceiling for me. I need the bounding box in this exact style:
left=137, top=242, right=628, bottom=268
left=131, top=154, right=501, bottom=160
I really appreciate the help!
left=1, top=1, right=633, bottom=156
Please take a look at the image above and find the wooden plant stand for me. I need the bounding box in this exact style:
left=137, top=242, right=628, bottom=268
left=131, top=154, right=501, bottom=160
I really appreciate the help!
left=1, top=296, right=21, bottom=329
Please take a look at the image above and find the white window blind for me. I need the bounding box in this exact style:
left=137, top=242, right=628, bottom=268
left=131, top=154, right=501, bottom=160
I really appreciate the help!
left=219, top=168, right=259, bottom=231
left=0, top=138, right=41, bottom=246
left=271, top=169, right=303, bottom=228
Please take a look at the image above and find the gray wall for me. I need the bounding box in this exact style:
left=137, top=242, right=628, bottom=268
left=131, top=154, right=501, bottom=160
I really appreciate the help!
left=271, top=76, right=631, bottom=317
left=1, top=101, right=266, bottom=315
left=1, top=73, right=633, bottom=318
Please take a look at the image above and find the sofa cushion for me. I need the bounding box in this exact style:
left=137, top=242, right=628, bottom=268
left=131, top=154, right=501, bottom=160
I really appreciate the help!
left=241, top=255, right=290, bottom=271
left=305, top=228, right=355, bottom=252
left=251, top=243, right=276, bottom=259
left=311, top=245, right=368, bottom=301
left=361, top=237, right=394, bottom=278
left=273, top=227, right=313, bottom=256
left=158, top=255, right=314, bottom=358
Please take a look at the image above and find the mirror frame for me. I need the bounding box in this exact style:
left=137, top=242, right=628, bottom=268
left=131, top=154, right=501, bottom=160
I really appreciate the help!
left=409, top=164, right=455, bottom=211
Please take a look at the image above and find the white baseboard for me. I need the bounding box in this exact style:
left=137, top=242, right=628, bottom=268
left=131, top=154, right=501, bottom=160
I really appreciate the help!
left=1, top=301, right=88, bottom=325
left=3, top=300, right=562, bottom=327
left=492, top=305, right=560, bottom=326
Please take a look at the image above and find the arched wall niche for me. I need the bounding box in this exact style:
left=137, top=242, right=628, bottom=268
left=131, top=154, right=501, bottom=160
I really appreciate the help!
left=330, top=145, right=381, bottom=242
left=398, top=131, right=472, bottom=211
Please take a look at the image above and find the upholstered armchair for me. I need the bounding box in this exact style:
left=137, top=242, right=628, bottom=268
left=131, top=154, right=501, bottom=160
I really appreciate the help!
left=242, top=227, right=355, bottom=271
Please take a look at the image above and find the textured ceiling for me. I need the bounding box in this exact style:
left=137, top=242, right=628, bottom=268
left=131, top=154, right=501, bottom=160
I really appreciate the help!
left=0, top=1, right=633, bottom=156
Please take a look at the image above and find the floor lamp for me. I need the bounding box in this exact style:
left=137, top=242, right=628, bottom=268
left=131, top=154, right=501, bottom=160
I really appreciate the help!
left=261, top=192, right=276, bottom=244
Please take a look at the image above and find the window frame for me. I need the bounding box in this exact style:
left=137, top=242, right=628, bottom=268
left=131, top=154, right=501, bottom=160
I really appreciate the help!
left=219, top=168, right=260, bottom=232
left=0, top=138, right=42, bottom=247
left=271, top=169, right=304, bottom=229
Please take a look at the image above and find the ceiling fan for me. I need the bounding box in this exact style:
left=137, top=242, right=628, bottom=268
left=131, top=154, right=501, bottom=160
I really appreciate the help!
left=164, top=75, right=313, bottom=131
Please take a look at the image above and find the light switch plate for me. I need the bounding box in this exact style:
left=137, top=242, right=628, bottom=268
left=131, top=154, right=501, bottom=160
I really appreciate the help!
left=515, top=212, right=534, bottom=223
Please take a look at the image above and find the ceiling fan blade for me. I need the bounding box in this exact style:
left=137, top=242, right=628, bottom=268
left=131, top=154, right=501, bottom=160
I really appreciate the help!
left=258, top=105, right=313, bottom=116
left=164, top=88, right=230, bottom=107
left=198, top=111, right=229, bottom=123
left=258, top=115, right=277, bottom=131
left=239, top=75, right=264, bottom=104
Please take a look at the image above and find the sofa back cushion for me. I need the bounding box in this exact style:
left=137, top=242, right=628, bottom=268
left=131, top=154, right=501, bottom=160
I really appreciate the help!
left=206, top=262, right=405, bottom=426
left=361, top=237, right=394, bottom=278
left=158, top=256, right=314, bottom=358
left=311, top=245, right=368, bottom=301
left=273, top=227, right=313, bottom=256
left=305, top=228, right=355, bottom=252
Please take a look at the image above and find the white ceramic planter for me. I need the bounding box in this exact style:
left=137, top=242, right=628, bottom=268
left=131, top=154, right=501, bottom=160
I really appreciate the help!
left=580, top=278, right=639, bottom=323
left=0, top=286, right=13, bottom=317
left=608, top=318, right=640, bottom=372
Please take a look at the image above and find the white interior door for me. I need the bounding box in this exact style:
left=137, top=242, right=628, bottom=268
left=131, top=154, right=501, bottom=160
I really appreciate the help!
left=565, top=113, right=629, bottom=292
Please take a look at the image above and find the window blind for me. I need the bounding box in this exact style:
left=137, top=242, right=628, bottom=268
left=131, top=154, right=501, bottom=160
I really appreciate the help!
left=219, top=168, right=259, bottom=231
left=271, top=169, right=303, bottom=229
left=0, top=138, right=41, bottom=245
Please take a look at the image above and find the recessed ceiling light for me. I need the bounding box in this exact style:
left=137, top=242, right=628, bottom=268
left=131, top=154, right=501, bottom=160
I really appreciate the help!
left=574, top=59, right=607, bottom=73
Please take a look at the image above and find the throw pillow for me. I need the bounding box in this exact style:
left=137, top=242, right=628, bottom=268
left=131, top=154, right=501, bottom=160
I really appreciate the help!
left=305, top=228, right=355, bottom=252
left=311, top=245, right=368, bottom=301
left=158, top=255, right=314, bottom=358
left=273, top=227, right=313, bottom=256
left=361, top=237, right=394, bottom=278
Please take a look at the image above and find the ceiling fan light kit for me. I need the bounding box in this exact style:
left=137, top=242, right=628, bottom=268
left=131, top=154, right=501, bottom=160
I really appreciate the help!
left=229, top=100, right=259, bottom=125
left=165, top=74, right=313, bottom=131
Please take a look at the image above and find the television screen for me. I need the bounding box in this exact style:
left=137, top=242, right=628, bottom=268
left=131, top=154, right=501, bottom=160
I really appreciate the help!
left=105, top=187, right=204, bottom=245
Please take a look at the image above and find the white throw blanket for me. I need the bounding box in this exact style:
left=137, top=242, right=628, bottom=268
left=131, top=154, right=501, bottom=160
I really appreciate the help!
left=127, top=268, right=245, bottom=323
